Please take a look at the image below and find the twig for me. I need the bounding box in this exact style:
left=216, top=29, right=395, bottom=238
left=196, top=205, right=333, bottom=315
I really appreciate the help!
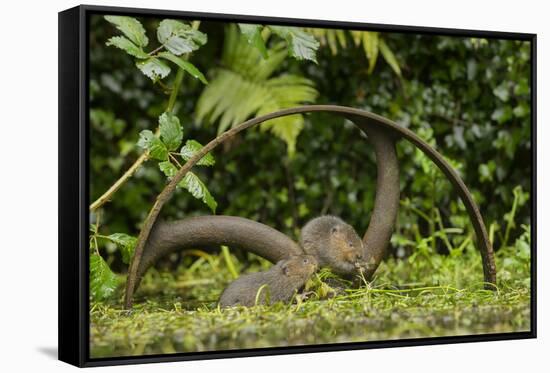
left=90, top=152, right=150, bottom=211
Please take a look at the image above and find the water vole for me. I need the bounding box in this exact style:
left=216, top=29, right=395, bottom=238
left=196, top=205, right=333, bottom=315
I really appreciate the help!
left=219, top=255, right=318, bottom=307
left=299, top=215, right=366, bottom=275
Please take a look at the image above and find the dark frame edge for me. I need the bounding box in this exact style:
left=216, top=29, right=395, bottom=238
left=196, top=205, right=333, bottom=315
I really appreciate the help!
left=78, top=3, right=535, bottom=40
left=530, top=34, right=537, bottom=338
left=58, top=5, right=86, bottom=368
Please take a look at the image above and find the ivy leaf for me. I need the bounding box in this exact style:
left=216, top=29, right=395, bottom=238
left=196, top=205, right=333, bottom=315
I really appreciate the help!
left=90, top=254, right=120, bottom=301
left=493, top=83, right=510, bottom=102
left=178, top=171, right=217, bottom=212
left=158, top=160, right=177, bottom=178
left=157, top=52, right=208, bottom=84
left=104, top=233, right=137, bottom=264
left=269, top=26, right=319, bottom=63
left=180, top=140, right=215, bottom=166
left=137, top=130, right=168, bottom=160
left=159, top=112, right=183, bottom=151
left=238, top=24, right=268, bottom=59
left=157, top=20, right=207, bottom=55
left=106, top=36, right=149, bottom=59
left=104, top=15, right=149, bottom=47
left=136, top=58, right=171, bottom=81
left=379, top=39, right=401, bottom=77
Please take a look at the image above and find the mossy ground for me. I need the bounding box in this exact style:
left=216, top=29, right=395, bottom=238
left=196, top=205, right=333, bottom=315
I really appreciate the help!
left=90, top=238, right=531, bottom=358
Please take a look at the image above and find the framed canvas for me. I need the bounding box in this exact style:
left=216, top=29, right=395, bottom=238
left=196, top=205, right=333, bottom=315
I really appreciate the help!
left=58, top=4, right=536, bottom=367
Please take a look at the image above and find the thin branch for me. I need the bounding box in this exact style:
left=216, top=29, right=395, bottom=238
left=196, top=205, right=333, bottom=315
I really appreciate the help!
left=90, top=152, right=149, bottom=211
left=89, top=65, right=184, bottom=212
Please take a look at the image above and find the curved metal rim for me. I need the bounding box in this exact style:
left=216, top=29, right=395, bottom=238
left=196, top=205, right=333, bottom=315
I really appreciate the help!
left=124, top=105, right=496, bottom=307
left=236, top=104, right=496, bottom=285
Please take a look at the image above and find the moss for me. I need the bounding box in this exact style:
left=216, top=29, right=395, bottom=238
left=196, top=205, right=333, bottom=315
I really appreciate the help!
left=90, top=235, right=530, bottom=358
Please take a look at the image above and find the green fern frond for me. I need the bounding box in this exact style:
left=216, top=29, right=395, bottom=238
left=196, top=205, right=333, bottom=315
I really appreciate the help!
left=196, top=25, right=318, bottom=155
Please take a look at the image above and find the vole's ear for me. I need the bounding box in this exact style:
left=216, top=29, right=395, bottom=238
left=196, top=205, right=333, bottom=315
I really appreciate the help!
left=331, top=226, right=340, bottom=234
left=282, top=263, right=290, bottom=276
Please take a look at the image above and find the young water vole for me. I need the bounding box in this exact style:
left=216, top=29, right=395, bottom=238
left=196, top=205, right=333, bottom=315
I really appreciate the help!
left=219, top=255, right=318, bottom=307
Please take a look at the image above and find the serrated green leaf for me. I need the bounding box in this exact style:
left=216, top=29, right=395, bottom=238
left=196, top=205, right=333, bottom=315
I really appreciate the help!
left=136, top=58, right=171, bottom=80
left=238, top=24, right=268, bottom=58
left=379, top=39, right=401, bottom=77
left=157, top=20, right=207, bottom=55
left=90, top=254, right=120, bottom=301
left=178, top=171, right=217, bottom=212
left=104, top=15, right=148, bottom=47
left=157, top=52, right=208, bottom=84
left=105, top=36, right=149, bottom=59
left=104, top=233, right=137, bottom=264
left=159, top=112, right=183, bottom=151
left=158, top=160, right=178, bottom=178
left=269, top=26, right=319, bottom=63
left=137, top=130, right=168, bottom=160
left=180, top=139, right=215, bottom=166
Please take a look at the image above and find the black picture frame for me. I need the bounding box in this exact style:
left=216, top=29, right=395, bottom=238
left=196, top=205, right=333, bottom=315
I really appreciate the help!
left=58, top=4, right=537, bottom=367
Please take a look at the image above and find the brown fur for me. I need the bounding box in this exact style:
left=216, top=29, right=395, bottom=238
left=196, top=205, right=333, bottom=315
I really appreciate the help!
left=299, top=215, right=366, bottom=275
left=219, top=255, right=318, bottom=308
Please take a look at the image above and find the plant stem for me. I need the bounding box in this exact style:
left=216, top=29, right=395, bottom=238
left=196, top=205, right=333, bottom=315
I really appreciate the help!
left=89, top=60, right=184, bottom=212
left=90, top=152, right=149, bottom=211
left=167, top=68, right=184, bottom=113
left=502, top=189, right=519, bottom=249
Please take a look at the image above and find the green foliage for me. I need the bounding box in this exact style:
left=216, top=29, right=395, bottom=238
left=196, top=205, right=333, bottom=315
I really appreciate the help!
left=90, top=234, right=530, bottom=357
left=137, top=129, right=168, bottom=160
left=238, top=23, right=320, bottom=63
left=105, top=16, right=207, bottom=84
left=157, top=20, right=207, bottom=55
left=378, top=38, right=401, bottom=76
left=159, top=112, right=183, bottom=151
left=139, top=113, right=218, bottom=212
left=238, top=23, right=268, bottom=58
left=135, top=58, right=171, bottom=81
left=106, top=36, right=149, bottom=59
left=179, top=172, right=218, bottom=213
left=102, top=233, right=137, bottom=264
left=180, top=140, right=215, bottom=166
left=309, top=29, right=401, bottom=76
left=269, top=26, right=320, bottom=63
left=157, top=161, right=217, bottom=212
left=90, top=254, right=121, bottom=301
left=196, top=25, right=318, bottom=155
left=105, top=16, right=149, bottom=47
left=157, top=52, right=208, bottom=84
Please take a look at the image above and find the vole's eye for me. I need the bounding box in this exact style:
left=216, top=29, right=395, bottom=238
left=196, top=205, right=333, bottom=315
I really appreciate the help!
left=348, top=242, right=354, bottom=248
left=303, top=258, right=309, bottom=264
